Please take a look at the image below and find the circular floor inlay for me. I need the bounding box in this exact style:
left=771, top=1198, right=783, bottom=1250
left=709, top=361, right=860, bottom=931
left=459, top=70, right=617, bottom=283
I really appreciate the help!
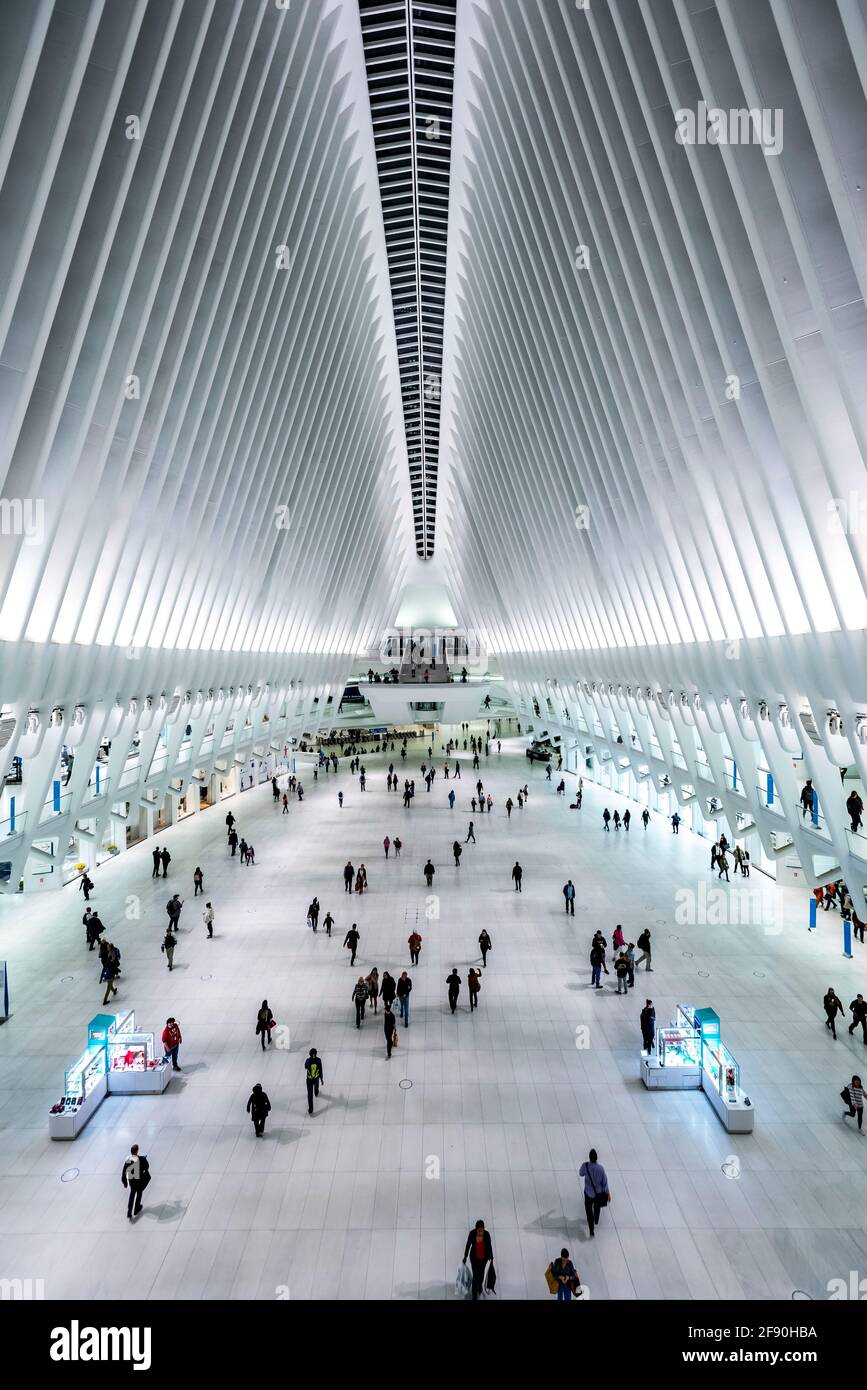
left=61, top=1168, right=79, bottom=1182
left=656, top=919, right=666, bottom=925
left=668, top=934, right=679, bottom=942
left=200, top=974, right=213, bottom=981
left=682, top=951, right=694, bottom=958
left=398, top=1079, right=413, bottom=1090
left=60, top=976, right=74, bottom=983
left=792, top=1289, right=814, bottom=1301
left=753, top=970, right=765, bottom=979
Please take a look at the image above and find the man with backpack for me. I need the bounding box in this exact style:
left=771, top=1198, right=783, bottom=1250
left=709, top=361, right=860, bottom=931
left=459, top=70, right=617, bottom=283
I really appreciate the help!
left=305, top=1048, right=324, bottom=1114
left=121, top=1143, right=150, bottom=1220
left=352, top=977, right=368, bottom=1029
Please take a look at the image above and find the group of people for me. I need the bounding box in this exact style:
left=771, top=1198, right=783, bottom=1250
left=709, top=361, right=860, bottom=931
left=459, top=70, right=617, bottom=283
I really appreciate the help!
left=590, top=926, right=653, bottom=990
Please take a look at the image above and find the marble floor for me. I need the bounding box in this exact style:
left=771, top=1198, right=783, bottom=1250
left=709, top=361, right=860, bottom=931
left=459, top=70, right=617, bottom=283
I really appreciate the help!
left=0, top=732, right=864, bottom=1302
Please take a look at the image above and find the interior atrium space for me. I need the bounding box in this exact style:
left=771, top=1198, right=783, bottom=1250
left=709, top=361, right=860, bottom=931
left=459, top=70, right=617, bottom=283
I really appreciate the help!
left=1, top=0, right=867, bottom=1355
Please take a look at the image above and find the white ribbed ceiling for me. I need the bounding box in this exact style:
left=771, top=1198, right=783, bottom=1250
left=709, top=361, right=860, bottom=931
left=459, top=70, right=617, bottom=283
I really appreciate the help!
left=1, top=0, right=867, bottom=668
left=440, top=0, right=867, bottom=656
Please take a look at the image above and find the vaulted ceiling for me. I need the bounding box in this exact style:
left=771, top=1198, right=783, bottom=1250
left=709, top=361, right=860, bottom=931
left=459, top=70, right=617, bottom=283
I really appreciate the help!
left=1, top=0, right=866, bottom=666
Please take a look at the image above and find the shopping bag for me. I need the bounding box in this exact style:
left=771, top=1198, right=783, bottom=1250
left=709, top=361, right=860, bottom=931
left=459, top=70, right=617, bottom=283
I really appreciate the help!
left=455, top=1263, right=471, bottom=1297
left=545, top=1263, right=559, bottom=1295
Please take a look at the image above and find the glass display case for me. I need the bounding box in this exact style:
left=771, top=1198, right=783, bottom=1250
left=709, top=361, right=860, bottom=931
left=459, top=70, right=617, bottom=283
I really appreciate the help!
left=106, top=1029, right=170, bottom=1094
left=657, top=1026, right=700, bottom=1068
left=87, top=1009, right=135, bottom=1049
left=64, top=1047, right=106, bottom=1101
left=699, top=1037, right=754, bottom=1132
left=701, top=1039, right=739, bottom=1099
left=49, top=1047, right=108, bottom=1139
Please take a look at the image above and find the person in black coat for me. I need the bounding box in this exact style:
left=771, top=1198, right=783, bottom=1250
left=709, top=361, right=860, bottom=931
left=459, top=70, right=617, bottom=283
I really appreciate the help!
left=824, top=988, right=845, bottom=1039
left=246, top=1083, right=271, bottom=1137
left=849, top=994, right=867, bottom=1042
left=640, top=1000, right=656, bottom=1052
left=121, top=1144, right=150, bottom=1219
left=152, top=847, right=161, bottom=878
left=463, top=1220, right=493, bottom=1301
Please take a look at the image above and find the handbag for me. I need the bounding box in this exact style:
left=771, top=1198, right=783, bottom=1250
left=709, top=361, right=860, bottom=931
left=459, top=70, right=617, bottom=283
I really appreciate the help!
left=455, top=1263, right=471, bottom=1297
left=545, top=1263, right=559, bottom=1295
left=841, top=1087, right=852, bottom=1106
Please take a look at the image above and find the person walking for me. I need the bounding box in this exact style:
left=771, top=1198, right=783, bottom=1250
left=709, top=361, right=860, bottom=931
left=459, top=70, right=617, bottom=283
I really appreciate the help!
left=408, top=930, right=422, bottom=965
left=352, top=977, right=368, bottom=1028
left=635, top=927, right=653, bottom=971
left=80, top=872, right=94, bottom=902
left=256, top=1000, right=274, bottom=1050
left=511, top=861, right=523, bottom=892
left=201, top=901, right=214, bottom=938
left=424, top=859, right=435, bottom=888
left=505, top=797, right=513, bottom=819
left=381, top=971, right=396, bottom=1012
left=166, top=893, right=183, bottom=930
left=228, top=828, right=238, bottom=855
left=849, top=994, right=867, bottom=1042
left=152, top=847, right=161, bottom=878
left=717, top=850, right=730, bottom=882
left=344, top=924, right=360, bottom=966
left=641, top=808, right=650, bottom=828
left=354, top=864, right=367, bottom=894
left=563, top=880, right=575, bottom=915
left=453, top=840, right=463, bottom=867
left=282, top=792, right=289, bottom=814
left=246, top=1083, right=271, bottom=1137
left=447, top=968, right=462, bottom=1013
left=550, top=1249, right=579, bottom=1301
left=101, top=946, right=120, bottom=1005
left=462, top=1221, right=493, bottom=1302
left=305, top=1049, right=324, bottom=1114
left=578, top=1149, right=610, bottom=1238
left=468, top=968, right=481, bottom=1011
left=613, top=810, right=621, bottom=831
left=338, top=790, right=344, bottom=809
left=383, top=836, right=391, bottom=859
left=162, top=1017, right=182, bottom=1071
left=121, top=1143, right=150, bottom=1220
left=160, top=846, right=171, bottom=877
left=161, top=926, right=177, bottom=972
left=640, top=999, right=656, bottom=1052
left=323, top=910, right=334, bottom=938
left=466, top=821, right=476, bottom=843
left=623, top=809, right=631, bottom=832
left=308, top=898, right=320, bottom=932
left=479, top=929, right=492, bottom=968
left=603, top=808, right=611, bottom=831
left=396, top=972, right=412, bottom=1027
left=671, top=813, right=681, bottom=834
left=366, top=967, right=380, bottom=1014
left=625, top=941, right=636, bottom=989
left=383, top=1002, right=397, bottom=1059
left=343, top=861, right=354, bottom=893
left=394, top=836, right=402, bottom=857
left=843, top=1074, right=865, bottom=1131
left=193, top=866, right=204, bottom=896
left=825, top=988, right=845, bottom=1039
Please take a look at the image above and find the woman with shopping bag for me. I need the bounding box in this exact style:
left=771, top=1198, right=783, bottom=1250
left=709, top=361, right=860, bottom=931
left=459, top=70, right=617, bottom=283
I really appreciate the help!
left=462, top=1220, right=493, bottom=1300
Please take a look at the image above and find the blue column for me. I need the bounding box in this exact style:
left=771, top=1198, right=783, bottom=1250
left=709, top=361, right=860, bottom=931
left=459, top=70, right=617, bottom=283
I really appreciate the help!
left=844, top=918, right=853, bottom=958
left=809, top=898, right=817, bottom=930
left=8, top=797, right=14, bottom=834
left=732, top=760, right=737, bottom=790
left=812, top=788, right=819, bottom=826
left=766, top=772, right=774, bottom=806
left=53, top=779, right=60, bottom=812
left=96, top=765, right=101, bottom=795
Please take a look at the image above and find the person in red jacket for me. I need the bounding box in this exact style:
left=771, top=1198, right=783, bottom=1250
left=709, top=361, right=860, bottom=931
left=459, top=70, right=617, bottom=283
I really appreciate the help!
left=162, top=1017, right=182, bottom=1071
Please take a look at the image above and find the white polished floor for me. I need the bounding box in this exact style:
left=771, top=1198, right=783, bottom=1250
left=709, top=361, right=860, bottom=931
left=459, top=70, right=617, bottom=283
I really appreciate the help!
left=0, top=733, right=864, bottom=1302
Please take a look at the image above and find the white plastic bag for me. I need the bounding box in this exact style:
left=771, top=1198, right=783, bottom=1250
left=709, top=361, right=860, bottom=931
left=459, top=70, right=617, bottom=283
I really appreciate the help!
left=455, top=1262, right=472, bottom=1297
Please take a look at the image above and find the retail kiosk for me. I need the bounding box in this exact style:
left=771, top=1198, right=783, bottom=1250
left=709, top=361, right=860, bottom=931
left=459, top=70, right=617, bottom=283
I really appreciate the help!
left=640, top=1002, right=755, bottom=1132
left=49, top=1009, right=171, bottom=1139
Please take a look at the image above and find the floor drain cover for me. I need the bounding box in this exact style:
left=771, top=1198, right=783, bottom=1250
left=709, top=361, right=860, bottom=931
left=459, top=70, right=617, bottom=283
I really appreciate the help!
left=61, top=1168, right=79, bottom=1182
left=399, top=1079, right=413, bottom=1090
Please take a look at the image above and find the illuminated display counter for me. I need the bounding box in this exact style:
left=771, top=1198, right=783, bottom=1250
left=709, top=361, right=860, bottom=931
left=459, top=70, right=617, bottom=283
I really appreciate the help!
left=49, top=1009, right=172, bottom=1139
left=48, top=1047, right=108, bottom=1139
left=640, top=1003, right=755, bottom=1131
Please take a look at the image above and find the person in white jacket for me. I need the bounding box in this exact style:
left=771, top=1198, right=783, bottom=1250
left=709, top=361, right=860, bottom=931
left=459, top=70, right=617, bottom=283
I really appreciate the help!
left=203, top=902, right=214, bottom=938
